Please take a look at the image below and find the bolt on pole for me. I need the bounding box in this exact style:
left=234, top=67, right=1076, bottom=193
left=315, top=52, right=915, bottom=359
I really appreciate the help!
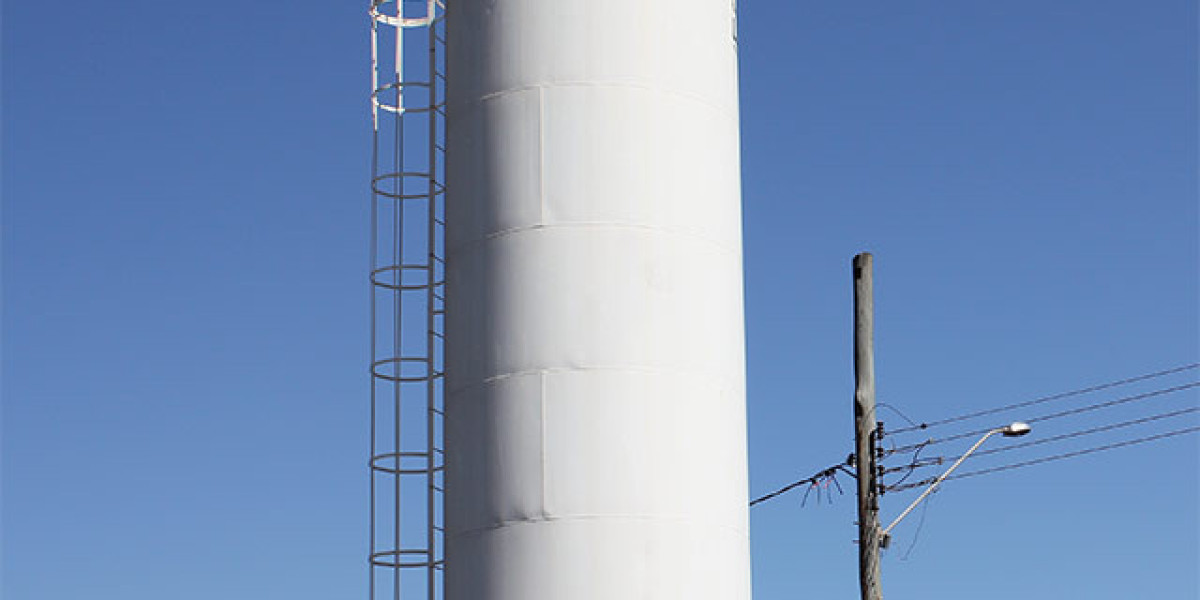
left=853, top=252, right=884, bottom=600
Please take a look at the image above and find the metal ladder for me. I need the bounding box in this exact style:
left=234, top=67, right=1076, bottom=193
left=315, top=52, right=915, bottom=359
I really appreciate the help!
left=368, top=1, right=446, bottom=599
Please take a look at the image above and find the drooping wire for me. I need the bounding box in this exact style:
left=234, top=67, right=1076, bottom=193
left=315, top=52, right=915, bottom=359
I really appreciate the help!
left=898, top=489, right=933, bottom=561
left=750, top=463, right=854, bottom=507
left=800, top=479, right=819, bottom=507
left=885, top=439, right=931, bottom=488
left=877, top=402, right=918, bottom=428
left=801, top=472, right=845, bottom=507
left=890, top=381, right=1198, bottom=454
left=889, top=363, right=1199, bottom=436
left=885, top=426, right=1200, bottom=493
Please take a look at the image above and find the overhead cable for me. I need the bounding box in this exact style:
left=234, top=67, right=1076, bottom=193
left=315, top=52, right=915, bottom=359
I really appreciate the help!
left=883, top=405, right=1199, bottom=475
left=885, top=426, right=1200, bottom=493
left=889, top=363, right=1199, bottom=436
left=750, top=463, right=853, bottom=507
left=890, top=381, right=1199, bottom=454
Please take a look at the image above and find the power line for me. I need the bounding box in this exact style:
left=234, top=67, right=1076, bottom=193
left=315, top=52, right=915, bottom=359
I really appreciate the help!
left=889, top=363, right=1199, bottom=436
left=750, top=463, right=852, bottom=507
left=885, top=426, right=1200, bottom=493
left=883, top=405, right=1199, bottom=475
left=889, top=381, right=1199, bottom=454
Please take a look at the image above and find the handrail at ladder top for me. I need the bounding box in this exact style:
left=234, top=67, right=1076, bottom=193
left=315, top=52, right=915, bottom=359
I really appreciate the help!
left=370, top=0, right=440, bottom=29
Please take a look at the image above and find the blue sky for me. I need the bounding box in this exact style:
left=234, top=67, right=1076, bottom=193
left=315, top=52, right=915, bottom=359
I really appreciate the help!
left=4, top=1, right=1196, bottom=599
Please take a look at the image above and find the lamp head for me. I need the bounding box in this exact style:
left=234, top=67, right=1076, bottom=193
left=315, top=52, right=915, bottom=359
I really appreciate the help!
left=1001, top=422, right=1032, bottom=437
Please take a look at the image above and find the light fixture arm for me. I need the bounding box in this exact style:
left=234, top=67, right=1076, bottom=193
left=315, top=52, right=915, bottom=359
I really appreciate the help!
left=880, top=428, right=1003, bottom=538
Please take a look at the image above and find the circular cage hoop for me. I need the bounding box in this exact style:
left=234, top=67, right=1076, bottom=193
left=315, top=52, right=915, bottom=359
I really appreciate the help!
left=371, top=81, right=446, bottom=116
left=371, top=171, right=445, bottom=200
left=371, top=263, right=432, bottom=291
left=370, top=549, right=433, bottom=569
left=370, top=0, right=445, bottom=28
left=372, top=357, right=431, bottom=382
left=371, top=451, right=445, bottom=475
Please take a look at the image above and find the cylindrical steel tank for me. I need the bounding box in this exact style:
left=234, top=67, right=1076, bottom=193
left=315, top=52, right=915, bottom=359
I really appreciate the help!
left=445, top=1, right=750, bottom=597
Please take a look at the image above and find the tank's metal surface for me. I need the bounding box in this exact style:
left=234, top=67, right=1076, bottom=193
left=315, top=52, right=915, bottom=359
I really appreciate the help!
left=444, top=1, right=751, bottom=597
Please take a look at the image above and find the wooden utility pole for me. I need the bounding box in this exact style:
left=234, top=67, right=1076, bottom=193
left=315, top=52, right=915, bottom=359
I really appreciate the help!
left=853, top=252, right=883, bottom=600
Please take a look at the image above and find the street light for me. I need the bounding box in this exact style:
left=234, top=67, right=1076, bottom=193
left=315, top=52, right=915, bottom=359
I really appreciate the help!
left=879, top=421, right=1031, bottom=548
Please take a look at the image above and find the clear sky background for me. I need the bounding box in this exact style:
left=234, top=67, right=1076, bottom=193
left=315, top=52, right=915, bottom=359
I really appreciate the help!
left=3, top=1, right=1197, bottom=599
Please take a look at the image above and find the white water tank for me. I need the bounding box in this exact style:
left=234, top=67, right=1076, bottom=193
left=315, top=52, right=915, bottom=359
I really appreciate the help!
left=445, top=1, right=751, bottom=597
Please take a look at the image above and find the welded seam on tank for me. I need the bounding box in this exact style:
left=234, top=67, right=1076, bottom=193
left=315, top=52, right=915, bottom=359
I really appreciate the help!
left=448, top=80, right=738, bottom=120
left=445, top=222, right=743, bottom=258
left=539, top=371, right=548, bottom=517
left=447, top=513, right=750, bottom=541
left=446, top=364, right=743, bottom=397
left=537, top=85, right=546, bottom=227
